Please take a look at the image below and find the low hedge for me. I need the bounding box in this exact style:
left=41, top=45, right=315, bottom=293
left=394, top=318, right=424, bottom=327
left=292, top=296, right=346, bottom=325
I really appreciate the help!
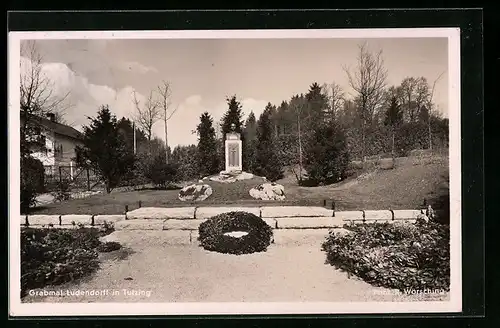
left=321, top=221, right=450, bottom=291
left=198, top=211, right=273, bottom=255
left=21, top=225, right=119, bottom=297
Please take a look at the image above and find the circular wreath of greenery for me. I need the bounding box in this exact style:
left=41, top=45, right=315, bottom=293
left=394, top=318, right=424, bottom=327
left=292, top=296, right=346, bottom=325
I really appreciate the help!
left=198, top=211, right=273, bottom=255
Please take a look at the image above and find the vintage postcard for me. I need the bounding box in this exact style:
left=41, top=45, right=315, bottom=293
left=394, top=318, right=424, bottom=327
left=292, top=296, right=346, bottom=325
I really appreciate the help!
left=8, top=28, right=461, bottom=316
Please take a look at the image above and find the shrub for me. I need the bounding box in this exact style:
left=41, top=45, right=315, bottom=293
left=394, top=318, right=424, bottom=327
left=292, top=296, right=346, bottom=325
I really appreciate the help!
left=345, top=161, right=364, bottom=178
left=198, top=211, right=273, bottom=255
left=20, top=156, right=45, bottom=213
left=97, top=241, right=122, bottom=253
left=171, top=144, right=200, bottom=181
left=143, top=154, right=179, bottom=188
left=99, top=221, right=115, bottom=235
left=20, top=227, right=121, bottom=297
left=321, top=221, right=450, bottom=291
left=52, top=179, right=71, bottom=202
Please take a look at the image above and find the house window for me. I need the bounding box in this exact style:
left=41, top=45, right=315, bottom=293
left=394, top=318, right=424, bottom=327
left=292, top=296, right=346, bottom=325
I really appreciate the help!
left=54, top=144, right=63, bottom=158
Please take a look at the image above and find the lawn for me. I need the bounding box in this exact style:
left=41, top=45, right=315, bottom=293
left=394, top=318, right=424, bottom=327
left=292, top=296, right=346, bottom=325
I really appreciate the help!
left=30, top=155, right=449, bottom=215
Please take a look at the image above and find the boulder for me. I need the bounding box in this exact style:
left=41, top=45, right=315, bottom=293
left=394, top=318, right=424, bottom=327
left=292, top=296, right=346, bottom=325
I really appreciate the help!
left=249, top=182, right=285, bottom=201
left=209, top=171, right=256, bottom=183
left=209, top=172, right=236, bottom=183
left=178, top=184, right=213, bottom=202
left=379, top=158, right=394, bottom=170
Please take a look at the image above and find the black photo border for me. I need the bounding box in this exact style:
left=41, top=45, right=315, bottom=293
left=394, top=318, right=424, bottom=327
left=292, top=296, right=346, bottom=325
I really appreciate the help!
left=6, top=8, right=485, bottom=325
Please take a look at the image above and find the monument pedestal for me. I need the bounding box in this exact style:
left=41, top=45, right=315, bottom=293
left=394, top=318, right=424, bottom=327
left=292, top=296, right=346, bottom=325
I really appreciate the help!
left=225, top=128, right=242, bottom=173
left=225, top=139, right=242, bottom=173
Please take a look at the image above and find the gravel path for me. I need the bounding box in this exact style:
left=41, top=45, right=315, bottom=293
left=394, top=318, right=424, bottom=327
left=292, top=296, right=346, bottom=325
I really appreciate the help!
left=23, top=242, right=448, bottom=303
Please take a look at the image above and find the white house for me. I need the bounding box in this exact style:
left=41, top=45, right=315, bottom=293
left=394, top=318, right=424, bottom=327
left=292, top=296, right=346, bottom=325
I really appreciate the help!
left=21, top=113, right=84, bottom=177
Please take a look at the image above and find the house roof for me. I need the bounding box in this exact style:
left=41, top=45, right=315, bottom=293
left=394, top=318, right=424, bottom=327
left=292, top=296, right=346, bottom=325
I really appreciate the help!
left=29, top=115, right=83, bottom=141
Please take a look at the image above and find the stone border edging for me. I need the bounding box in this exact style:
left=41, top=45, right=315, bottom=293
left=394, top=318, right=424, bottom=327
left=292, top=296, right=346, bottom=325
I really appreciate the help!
left=19, top=214, right=125, bottom=228
left=20, top=207, right=426, bottom=230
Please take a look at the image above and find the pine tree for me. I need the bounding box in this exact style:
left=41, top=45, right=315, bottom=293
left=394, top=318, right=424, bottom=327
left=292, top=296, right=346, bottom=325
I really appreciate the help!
left=303, top=122, right=350, bottom=186
left=384, top=95, right=403, bottom=158
left=255, top=104, right=284, bottom=181
left=305, top=82, right=329, bottom=125
left=220, top=95, right=245, bottom=169
left=116, top=117, right=148, bottom=153
left=243, top=111, right=258, bottom=172
left=196, top=112, right=220, bottom=176
left=220, top=95, right=244, bottom=138
left=75, top=105, right=135, bottom=193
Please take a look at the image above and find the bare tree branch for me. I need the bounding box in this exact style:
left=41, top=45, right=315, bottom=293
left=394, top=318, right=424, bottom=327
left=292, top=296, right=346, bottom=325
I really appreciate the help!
left=20, top=40, right=71, bottom=123
left=428, top=71, right=446, bottom=109
left=426, top=70, right=446, bottom=151
left=157, top=80, right=179, bottom=162
left=322, top=82, right=345, bottom=122
left=20, top=40, right=73, bottom=156
left=132, top=90, right=161, bottom=142
left=343, top=41, right=388, bottom=160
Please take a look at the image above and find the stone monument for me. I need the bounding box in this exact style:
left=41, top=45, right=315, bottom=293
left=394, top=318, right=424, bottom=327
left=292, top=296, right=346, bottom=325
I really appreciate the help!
left=224, top=123, right=242, bottom=173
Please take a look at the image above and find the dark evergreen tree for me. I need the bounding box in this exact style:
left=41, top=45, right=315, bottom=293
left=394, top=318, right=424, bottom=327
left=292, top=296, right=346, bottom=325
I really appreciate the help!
left=305, top=82, right=329, bottom=125
left=243, top=111, right=258, bottom=172
left=171, top=144, right=199, bottom=181
left=255, top=104, right=284, bottom=181
left=75, top=105, right=135, bottom=193
left=303, top=122, right=350, bottom=185
left=384, top=95, right=403, bottom=158
left=220, top=95, right=245, bottom=169
left=196, top=112, right=220, bottom=176
left=116, top=117, right=148, bottom=153
left=220, top=95, right=244, bottom=138
left=143, top=153, right=179, bottom=188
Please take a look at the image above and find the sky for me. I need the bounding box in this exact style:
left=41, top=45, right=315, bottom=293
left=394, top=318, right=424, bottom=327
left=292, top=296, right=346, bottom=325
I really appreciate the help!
left=21, top=37, right=449, bottom=147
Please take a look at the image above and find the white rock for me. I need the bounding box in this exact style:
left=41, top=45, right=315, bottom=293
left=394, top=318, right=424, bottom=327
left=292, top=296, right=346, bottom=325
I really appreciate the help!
left=209, top=171, right=257, bottom=183
left=235, top=171, right=254, bottom=180
left=178, top=184, right=213, bottom=202
left=209, top=174, right=236, bottom=183
left=249, top=183, right=285, bottom=201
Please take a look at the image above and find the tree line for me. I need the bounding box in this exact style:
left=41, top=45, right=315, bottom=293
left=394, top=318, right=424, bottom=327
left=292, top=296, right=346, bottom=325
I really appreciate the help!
left=71, top=42, right=450, bottom=193
left=20, top=41, right=449, bottom=212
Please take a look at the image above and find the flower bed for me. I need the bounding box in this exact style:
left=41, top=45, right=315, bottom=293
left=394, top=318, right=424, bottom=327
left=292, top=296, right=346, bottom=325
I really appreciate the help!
left=21, top=224, right=118, bottom=297
left=321, top=221, right=450, bottom=291
left=198, top=211, right=273, bottom=255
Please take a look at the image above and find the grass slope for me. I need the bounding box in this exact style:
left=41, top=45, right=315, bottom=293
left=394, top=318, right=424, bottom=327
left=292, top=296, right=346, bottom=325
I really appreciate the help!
left=30, top=156, right=449, bottom=215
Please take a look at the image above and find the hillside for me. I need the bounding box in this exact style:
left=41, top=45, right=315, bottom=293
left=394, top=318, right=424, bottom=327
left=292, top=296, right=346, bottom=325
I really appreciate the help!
left=277, top=154, right=449, bottom=211
left=30, top=153, right=450, bottom=216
